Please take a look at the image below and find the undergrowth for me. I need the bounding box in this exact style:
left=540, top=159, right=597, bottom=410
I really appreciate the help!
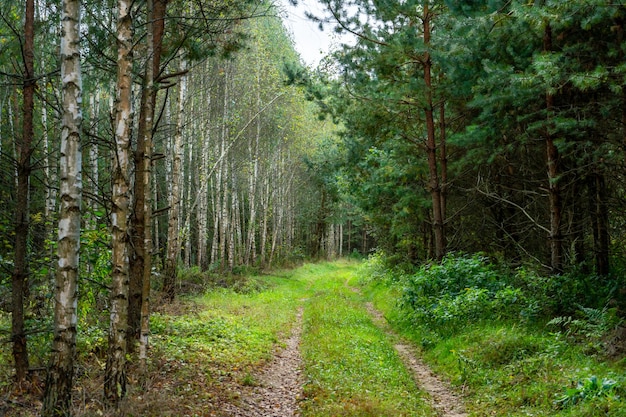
left=360, top=253, right=626, bottom=416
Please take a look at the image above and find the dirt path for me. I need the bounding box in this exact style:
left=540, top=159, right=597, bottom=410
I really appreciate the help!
left=218, top=290, right=467, bottom=417
left=218, top=308, right=304, bottom=417
left=365, top=302, right=468, bottom=417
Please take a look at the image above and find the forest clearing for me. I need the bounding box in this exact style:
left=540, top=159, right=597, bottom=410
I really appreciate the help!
left=2, top=1, right=626, bottom=416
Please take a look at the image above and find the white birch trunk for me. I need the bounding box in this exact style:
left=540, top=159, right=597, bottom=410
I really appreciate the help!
left=89, top=93, right=99, bottom=211
left=104, top=0, right=132, bottom=406
left=219, top=68, right=230, bottom=271
left=260, top=174, right=270, bottom=268
left=246, top=67, right=261, bottom=266
left=164, top=59, right=186, bottom=293
left=183, top=138, right=194, bottom=268
left=197, top=72, right=210, bottom=269
left=210, top=174, right=220, bottom=266
left=41, top=0, right=82, bottom=413
left=43, top=86, right=55, bottom=220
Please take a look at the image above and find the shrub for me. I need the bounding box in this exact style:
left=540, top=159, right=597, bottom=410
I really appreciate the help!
left=547, top=305, right=624, bottom=355
left=359, top=252, right=399, bottom=285
left=399, top=253, right=524, bottom=333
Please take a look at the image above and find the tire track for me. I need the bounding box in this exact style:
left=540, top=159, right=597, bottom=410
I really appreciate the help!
left=364, top=302, right=468, bottom=417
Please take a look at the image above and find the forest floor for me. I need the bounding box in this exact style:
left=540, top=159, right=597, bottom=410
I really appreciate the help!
left=2, top=261, right=466, bottom=416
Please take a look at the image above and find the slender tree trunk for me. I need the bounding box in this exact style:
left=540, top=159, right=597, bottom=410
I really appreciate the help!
left=153, top=167, right=160, bottom=266
left=422, top=3, right=445, bottom=261
left=260, top=175, right=269, bottom=268
left=339, top=223, right=343, bottom=258
left=42, top=69, right=57, bottom=290
left=219, top=68, right=230, bottom=271
left=9, top=94, right=18, bottom=186
left=183, top=138, right=194, bottom=267
left=228, top=160, right=237, bottom=271
left=439, top=98, right=447, bottom=231
left=246, top=67, right=261, bottom=265
left=129, top=0, right=168, bottom=346
left=347, top=220, right=351, bottom=255
left=197, top=85, right=210, bottom=270
left=163, top=59, right=187, bottom=299
left=593, top=172, right=610, bottom=276
left=43, top=76, right=56, bottom=223
left=12, top=0, right=35, bottom=386
left=41, top=0, right=82, bottom=413
left=103, top=0, right=133, bottom=407
left=543, top=22, right=563, bottom=273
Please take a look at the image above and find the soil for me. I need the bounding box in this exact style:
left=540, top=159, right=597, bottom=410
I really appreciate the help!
left=217, top=308, right=304, bottom=417
left=364, top=302, right=468, bottom=417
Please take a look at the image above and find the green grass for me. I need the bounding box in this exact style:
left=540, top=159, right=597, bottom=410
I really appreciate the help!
left=6, top=260, right=424, bottom=416
left=153, top=260, right=436, bottom=416
left=150, top=267, right=309, bottom=374
left=299, top=261, right=435, bottom=417
left=361, top=271, right=626, bottom=417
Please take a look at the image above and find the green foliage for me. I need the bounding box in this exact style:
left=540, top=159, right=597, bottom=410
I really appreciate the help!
left=397, top=253, right=624, bottom=341
left=361, top=259, right=626, bottom=416
left=399, top=254, right=524, bottom=333
left=511, top=268, right=623, bottom=318
left=357, top=252, right=396, bottom=284
left=556, top=375, right=623, bottom=409
left=548, top=306, right=624, bottom=355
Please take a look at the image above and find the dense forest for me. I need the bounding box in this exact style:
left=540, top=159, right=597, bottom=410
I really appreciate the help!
left=1, top=0, right=626, bottom=415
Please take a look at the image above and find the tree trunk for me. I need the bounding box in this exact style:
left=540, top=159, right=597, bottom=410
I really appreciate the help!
left=219, top=68, right=230, bottom=271
left=183, top=135, right=194, bottom=267
left=228, top=160, right=237, bottom=271
left=43, top=72, right=56, bottom=223
left=439, top=97, right=448, bottom=234
left=245, top=72, right=261, bottom=266
left=12, top=0, right=35, bottom=386
left=163, top=59, right=187, bottom=300
left=103, top=0, right=133, bottom=407
left=260, top=175, right=270, bottom=268
left=129, top=0, right=167, bottom=343
left=41, top=0, right=82, bottom=413
left=422, top=3, right=445, bottom=261
left=197, top=72, right=210, bottom=270
left=543, top=22, right=563, bottom=273
left=593, top=172, right=610, bottom=276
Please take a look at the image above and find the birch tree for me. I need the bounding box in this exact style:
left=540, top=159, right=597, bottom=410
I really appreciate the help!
left=163, top=58, right=187, bottom=299
left=104, top=0, right=133, bottom=407
left=41, top=0, right=82, bottom=413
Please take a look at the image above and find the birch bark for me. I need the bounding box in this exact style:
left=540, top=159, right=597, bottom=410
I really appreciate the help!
left=104, top=0, right=133, bottom=407
left=41, top=0, right=82, bottom=413
left=163, top=59, right=187, bottom=298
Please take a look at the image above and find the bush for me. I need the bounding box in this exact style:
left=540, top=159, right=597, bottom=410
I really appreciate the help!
left=358, top=252, right=399, bottom=285
left=399, top=253, right=524, bottom=333
left=512, top=267, right=623, bottom=318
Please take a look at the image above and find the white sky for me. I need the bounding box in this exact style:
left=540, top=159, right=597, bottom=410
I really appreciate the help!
left=277, top=0, right=345, bottom=67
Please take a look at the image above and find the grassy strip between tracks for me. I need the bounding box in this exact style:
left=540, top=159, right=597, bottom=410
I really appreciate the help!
left=298, top=261, right=435, bottom=417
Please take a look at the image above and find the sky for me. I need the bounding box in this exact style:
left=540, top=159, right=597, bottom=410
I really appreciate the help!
left=277, top=0, right=346, bottom=67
